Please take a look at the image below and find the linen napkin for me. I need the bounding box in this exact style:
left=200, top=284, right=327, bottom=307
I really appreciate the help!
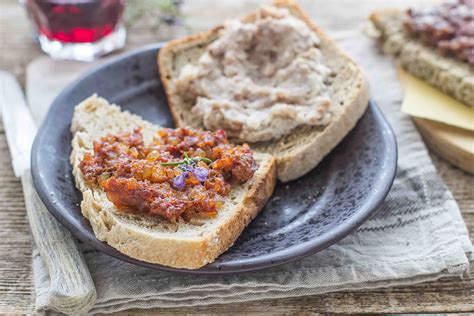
left=28, top=31, right=473, bottom=315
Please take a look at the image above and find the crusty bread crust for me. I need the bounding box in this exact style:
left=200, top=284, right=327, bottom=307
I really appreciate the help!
left=158, top=0, right=370, bottom=182
left=370, top=9, right=474, bottom=108
left=70, top=95, right=276, bottom=269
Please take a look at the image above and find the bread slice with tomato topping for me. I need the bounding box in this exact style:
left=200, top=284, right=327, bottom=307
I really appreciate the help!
left=158, top=0, right=369, bottom=182
left=369, top=9, right=473, bottom=108
left=70, top=95, right=276, bottom=269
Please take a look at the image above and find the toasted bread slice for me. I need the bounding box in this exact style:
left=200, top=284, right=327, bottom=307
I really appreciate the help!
left=158, top=0, right=370, bottom=182
left=70, top=95, right=276, bottom=269
left=369, top=9, right=474, bottom=108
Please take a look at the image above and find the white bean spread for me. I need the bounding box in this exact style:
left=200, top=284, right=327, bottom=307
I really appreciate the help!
left=175, top=6, right=334, bottom=143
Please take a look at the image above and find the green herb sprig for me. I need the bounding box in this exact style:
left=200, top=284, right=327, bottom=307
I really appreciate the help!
left=161, top=153, right=213, bottom=167
left=126, top=0, right=185, bottom=32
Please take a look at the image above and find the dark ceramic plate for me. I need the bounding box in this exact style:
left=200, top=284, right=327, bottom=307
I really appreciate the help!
left=31, top=43, right=397, bottom=274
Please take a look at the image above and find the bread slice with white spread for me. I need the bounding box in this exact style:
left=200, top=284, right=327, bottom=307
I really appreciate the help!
left=158, top=0, right=370, bottom=182
left=70, top=95, right=276, bottom=269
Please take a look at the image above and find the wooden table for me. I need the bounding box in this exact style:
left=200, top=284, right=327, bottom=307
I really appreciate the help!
left=1, top=0, right=473, bottom=313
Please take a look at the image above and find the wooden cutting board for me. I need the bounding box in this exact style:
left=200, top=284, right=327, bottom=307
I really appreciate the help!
left=413, top=118, right=474, bottom=174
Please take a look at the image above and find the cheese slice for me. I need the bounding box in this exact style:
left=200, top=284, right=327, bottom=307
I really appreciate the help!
left=397, top=67, right=474, bottom=131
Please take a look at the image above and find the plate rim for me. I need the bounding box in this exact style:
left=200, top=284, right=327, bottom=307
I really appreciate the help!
left=31, top=43, right=398, bottom=274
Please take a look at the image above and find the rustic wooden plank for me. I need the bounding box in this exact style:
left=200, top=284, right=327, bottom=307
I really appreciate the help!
left=0, top=123, right=35, bottom=314
left=0, top=0, right=473, bottom=314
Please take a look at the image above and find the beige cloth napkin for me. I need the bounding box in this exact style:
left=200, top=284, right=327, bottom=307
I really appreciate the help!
left=27, top=31, right=473, bottom=314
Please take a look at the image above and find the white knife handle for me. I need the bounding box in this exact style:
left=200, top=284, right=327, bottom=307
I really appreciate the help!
left=21, top=170, right=96, bottom=313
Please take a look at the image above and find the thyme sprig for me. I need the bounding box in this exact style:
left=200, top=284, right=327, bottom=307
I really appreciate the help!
left=161, top=153, right=213, bottom=189
left=160, top=153, right=213, bottom=167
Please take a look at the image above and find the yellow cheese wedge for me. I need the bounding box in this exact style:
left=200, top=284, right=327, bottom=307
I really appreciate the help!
left=397, top=67, right=474, bottom=131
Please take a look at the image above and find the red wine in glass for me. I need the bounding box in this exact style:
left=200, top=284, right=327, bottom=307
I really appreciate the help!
left=22, top=0, right=126, bottom=61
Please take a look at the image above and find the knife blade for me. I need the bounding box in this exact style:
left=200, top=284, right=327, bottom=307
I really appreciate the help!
left=0, top=71, right=36, bottom=177
left=0, top=70, right=96, bottom=313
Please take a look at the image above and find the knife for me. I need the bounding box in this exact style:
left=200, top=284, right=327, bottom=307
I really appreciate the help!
left=0, top=71, right=96, bottom=313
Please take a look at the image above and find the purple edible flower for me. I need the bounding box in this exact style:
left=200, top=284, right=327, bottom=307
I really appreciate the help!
left=172, top=166, right=209, bottom=189
left=187, top=166, right=209, bottom=182
left=173, top=172, right=189, bottom=190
